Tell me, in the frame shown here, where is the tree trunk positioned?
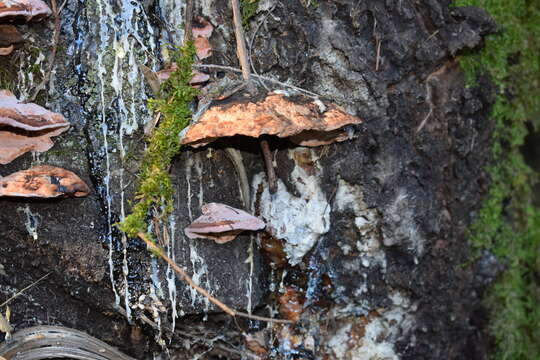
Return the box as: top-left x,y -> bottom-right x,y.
0,0 -> 499,358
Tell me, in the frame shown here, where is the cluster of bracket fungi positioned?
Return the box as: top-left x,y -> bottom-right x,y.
0,0 -> 89,199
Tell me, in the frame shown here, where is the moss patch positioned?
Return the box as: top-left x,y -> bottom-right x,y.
241,0 -> 260,28
453,0 -> 540,358
118,44 -> 197,240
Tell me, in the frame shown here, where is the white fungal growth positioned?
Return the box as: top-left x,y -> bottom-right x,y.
252,148 -> 330,265
383,188 -> 425,257
166,215 -> 178,331
326,291 -> 415,359
334,179 -> 386,269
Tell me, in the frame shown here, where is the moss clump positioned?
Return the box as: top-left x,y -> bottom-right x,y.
453,0 -> 540,358
118,43 -> 197,239
241,0 -> 259,28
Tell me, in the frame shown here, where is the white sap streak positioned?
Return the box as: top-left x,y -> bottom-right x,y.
150,258 -> 163,334
16,49 -> 45,100
183,154 -> 211,310
94,0 -> 161,321
246,236 -> 255,314
185,157 -> 194,221
158,0 -> 186,46
166,215 -> 178,331
193,154 -> 211,312
96,0 -> 120,309
18,205 -> 40,241
194,154 -> 204,209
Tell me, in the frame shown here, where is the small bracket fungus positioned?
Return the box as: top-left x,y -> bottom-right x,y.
0,0 -> 52,22
0,165 -> 90,198
185,202 -> 265,244
0,90 -> 70,164
192,16 -> 213,60
0,24 -> 21,55
180,92 -> 362,148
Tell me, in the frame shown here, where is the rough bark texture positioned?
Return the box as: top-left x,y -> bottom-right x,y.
0,0 -> 499,358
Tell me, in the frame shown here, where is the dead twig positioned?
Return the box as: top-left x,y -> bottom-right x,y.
138,233 -> 291,324
231,0 -> 254,93
193,64 -> 320,98
28,0 -> 61,102
184,0 -> 194,44
230,0 -> 277,193
416,63 -> 449,134
247,3 -> 277,92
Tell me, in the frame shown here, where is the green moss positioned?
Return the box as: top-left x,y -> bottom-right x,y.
117,43 -> 197,240
241,0 -> 259,28
453,0 -> 540,358
0,67 -> 15,93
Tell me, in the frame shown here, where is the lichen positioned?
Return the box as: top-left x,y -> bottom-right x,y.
454,0 -> 540,358
118,43 -> 197,240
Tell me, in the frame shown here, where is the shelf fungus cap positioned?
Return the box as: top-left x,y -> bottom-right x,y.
180,93 -> 362,148
0,165 -> 90,198
185,203 -> 265,244
0,90 -> 70,164
0,0 -> 52,22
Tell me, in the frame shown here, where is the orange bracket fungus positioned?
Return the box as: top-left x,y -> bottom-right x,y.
185,202 -> 265,244
180,93 -> 361,148
0,90 -> 70,164
0,165 -> 90,198
0,0 -> 52,22
180,92 -> 361,148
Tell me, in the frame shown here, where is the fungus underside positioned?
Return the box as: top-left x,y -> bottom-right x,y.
454,0 -> 540,358
118,43 -> 197,240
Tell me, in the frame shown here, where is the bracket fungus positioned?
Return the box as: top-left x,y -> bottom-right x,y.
0,24 -> 22,55
180,92 -> 362,148
0,0 -> 52,22
185,203 -> 265,244
0,90 -> 70,164
0,165 -> 90,198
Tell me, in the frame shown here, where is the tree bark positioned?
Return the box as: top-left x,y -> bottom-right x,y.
0,0 -> 498,358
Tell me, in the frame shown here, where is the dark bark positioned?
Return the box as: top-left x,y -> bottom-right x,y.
0,0 -> 499,358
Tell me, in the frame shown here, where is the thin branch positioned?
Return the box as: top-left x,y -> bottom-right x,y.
259,137 -> 276,193
137,233 -> 292,324
193,64 -> 320,98
0,273 -> 50,307
230,0 -> 278,193
230,0 -> 253,91
248,3 -> 277,92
